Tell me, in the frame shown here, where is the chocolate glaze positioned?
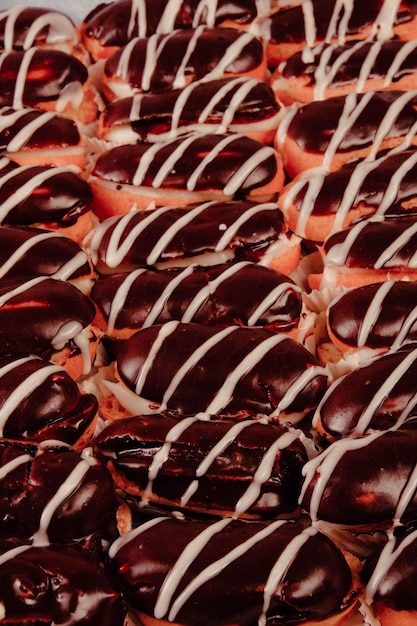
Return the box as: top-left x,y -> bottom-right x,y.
328,280 -> 417,352
104,27 -> 264,94
91,134 -> 278,194
100,77 -> 280,140
361,524 -> 417,611
90,262 -> 302,333
314,346 -> 417,438
0,355 -> 98,445
265,0 -> 415,45
285,148 -> 417,233
108,516 -> 354,624
0,6 -> 76,51
285,91 -> 417,154
82,0 -> 258,47
0,541 -> 126,625
0,225 -> 90,281
95,414 -> 308,517
0,48 -> 88,107
323,216 -> 417,269
0,106 -> 81,151
0,158 -> 92,227
116,322 -> 328,418
0,277 -> 96,361
0,440 -> 119,543
89,201 -> 286,270
300,427 -> 417,526
281,39 -> 417,86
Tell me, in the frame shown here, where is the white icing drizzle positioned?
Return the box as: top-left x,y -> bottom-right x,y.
191,0 -> 219,28
157,0 -> 184,33
0,230 -> 62,279
0,6 -> 76,51
260,525 -> 318,626
325,217 -> 375,266
52,250 -> 89,281
393,462 -> 417,524
181,261 -> 251,323
32,447 -> 97,547
214,202 -> 279,252
0,452 -> 31,481
134,320 -> 180,395
107,268 -> 147,333
204,332 -> 287,415
233,430 -> 300,516
374,219 -> 417,269
356,280 -> 396,347
270,363 -> 327,417
144,415 -> 201,498
5,109 -> 57,152
0,543 -> 31,566
391,303 -> 417,351
370,0 -> 402,41
155,516 -> 233,619
299,430 -> 388,521
2,5 -> 24,52
10,47 -> 37,109
0,274 -> 46,306
354,347 -> 417,435
159,325 -> 238,412
248,279 -> 301,325
173,26 -> 204,90
324,0 -> 354,44
128,0 -> 146,39
0,359 -> 63,436
127,0 -> 222,38
0,164 -> 80,223
223,144 -> 276,197
375,148 -> 417,213
383,39 -> 417,86
186,134 -> 240,192
166,518 -> 287,621
53,322 -> 92,376
142,265 -> 195,328
108,515 -> 168,559
300,0 -> 316,63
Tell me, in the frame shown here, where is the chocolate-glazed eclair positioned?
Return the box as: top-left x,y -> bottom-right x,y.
0,354 -> 98,449
0,106 -> 86,168
279,147 -> 417,243
87,201 -> 299,276
108,515 -> 357,626
0,440 -> 119,545
361,524 -> 417,626
0,157 -> 94,242
277,91 -> 417,178
0,5 -> 79,53
326,280 -> 417,357
0,276 -> 98,379
107,322 -> 328,422
299,426 -> 417,528
88,133 -> 284,218
272,39 -> 417,105
0,225 -> 91,286
310,216 -> 417,290
98,77 -> 283,145
261,0 -> 417,68
94,413 -> 308,518
90,262 -> 302,340
0,47 -> 98,124
101,27 -> 266,102
0,540 -> 127,625
81,0 -> 259,61
313,346 -> 417,439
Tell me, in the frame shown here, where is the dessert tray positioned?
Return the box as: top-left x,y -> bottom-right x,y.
0,1 -> 416,625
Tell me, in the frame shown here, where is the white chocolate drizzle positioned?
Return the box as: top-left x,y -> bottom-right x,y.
0,5 -> 76,51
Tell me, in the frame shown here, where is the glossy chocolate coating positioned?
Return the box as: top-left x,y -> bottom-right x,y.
95,414 -> 308,516
109,516 -> 354,624
0,158 -> 92,227
0,441 -> 119,543
0,106 -> 81,151
104,27 -> 264,93
323,216 -> 417,269
286,91 -> 417,155
0,225 -> 90,281
328,281 -> 417,352
0,6 -> 76,51
300,427 -> 417,526
83,0 -> 257,46
287,148 -> 417,227
316,346 -> 417,437
0,355 -> 97,445
0,277 -> 95,361
116,322 -> 328,417
361,525 -> 417,611
281,39 -> 417,85
0,48 -> 88,107
266,0 -> 414,45
100,77 -> 280,140
91,133 -> 277,194
0,542 -> 126,625
89,201 -> 286,270
91,262 -> 302,333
